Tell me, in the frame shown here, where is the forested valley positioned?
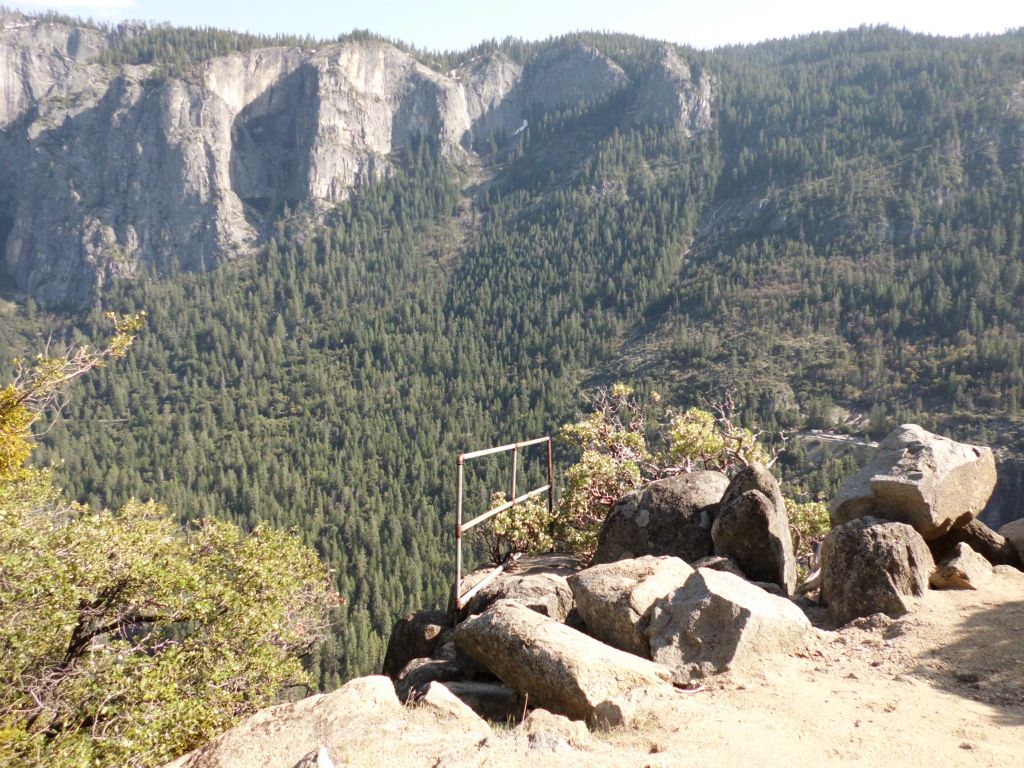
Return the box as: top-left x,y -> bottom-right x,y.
2,23 -> 1023,682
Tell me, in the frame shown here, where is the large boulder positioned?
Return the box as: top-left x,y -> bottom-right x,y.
567,555 -> 694,657
930,518 -> 1023,569
414,682 -> 492,739
643,568 -> 810,683
163,676 -> 400,768
593,471 -> 729,564
821,517 -> 935,625
830,424 -> 996,540
999,517 -> 1024,561
519,708 -> 592,752
453,599 -> 674,726
450,554 -> 580,623
929,542 -> 993,590
382,609 -> 450,678
711,463 -> 797,595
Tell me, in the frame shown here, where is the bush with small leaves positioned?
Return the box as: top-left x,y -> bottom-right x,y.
486,491 -> 555,558
548,385 -> 786,561
0,316 -> 341,768
785,497 -> 831,575
666,407 -> 772,472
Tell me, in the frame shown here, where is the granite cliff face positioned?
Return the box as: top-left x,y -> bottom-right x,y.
0,15 -> 109,128
0,15 -> 715,308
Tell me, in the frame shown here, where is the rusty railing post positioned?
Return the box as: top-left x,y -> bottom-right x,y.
511,444 -> 518,502
455,454 -> 465,622
452,436 -> 552,623
547,437 -> 554,518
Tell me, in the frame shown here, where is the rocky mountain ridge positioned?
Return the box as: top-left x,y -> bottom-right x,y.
0,12 -> 712,308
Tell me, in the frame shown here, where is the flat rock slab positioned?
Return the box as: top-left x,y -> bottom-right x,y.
831,424 -> 996,540
822,517 -> 934,626
453,599 -> 674,726
568,555 -> 694,657
593,471 -> 729,564
644,568 -> 810,683
451,554 -> 581,623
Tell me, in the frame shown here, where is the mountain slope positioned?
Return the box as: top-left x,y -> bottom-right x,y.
1,15 -> 1023,680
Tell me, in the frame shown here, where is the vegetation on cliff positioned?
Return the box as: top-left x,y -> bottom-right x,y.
0,318 -> 339,768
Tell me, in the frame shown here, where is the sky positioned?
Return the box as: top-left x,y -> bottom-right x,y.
4,0 -> 1022,52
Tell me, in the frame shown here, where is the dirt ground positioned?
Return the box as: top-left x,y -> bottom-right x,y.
591,565 -> 1024,768
370,566 -> 1024,768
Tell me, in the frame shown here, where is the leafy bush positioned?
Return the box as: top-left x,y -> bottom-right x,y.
666,407 -> 772,471
480,491 -> 555,560
547,384 -> 787,560
478,385 -> 833,575
0,316 -> 340,768
785,496 -> 831,575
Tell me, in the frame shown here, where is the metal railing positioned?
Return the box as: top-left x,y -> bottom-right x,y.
453,436 -> 553,618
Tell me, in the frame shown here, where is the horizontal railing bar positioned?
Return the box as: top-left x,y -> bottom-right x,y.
461,436 -> 550,461
460,485 -> 552,533
456,553 -> 523,609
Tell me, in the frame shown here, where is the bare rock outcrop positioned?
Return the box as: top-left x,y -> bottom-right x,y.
821,517 -> 934,625
162,675 -> 498,768
998,517 -> 1024,560
382,609 -> 450,678
163,676 -> 402,768
1,19 -> 718,309
455,51 -> 523,146
929,518 -> 1023,569
567,555 -> 694,657
517,42 -> 629,112
712,463 -> 797,595
593,471 -> 728,565
453,598 -> 674,726
830,424 -> 996,540
0,12 -> 109,128
929,542 -> 992,590
629,44 -> 714,132
644,568 -> 810,683
450,554 -> 580,623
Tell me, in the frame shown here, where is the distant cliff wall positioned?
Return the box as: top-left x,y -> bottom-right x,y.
0,16 -> 714,308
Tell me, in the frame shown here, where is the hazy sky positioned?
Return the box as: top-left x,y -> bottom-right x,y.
5,0 -> 1022,51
